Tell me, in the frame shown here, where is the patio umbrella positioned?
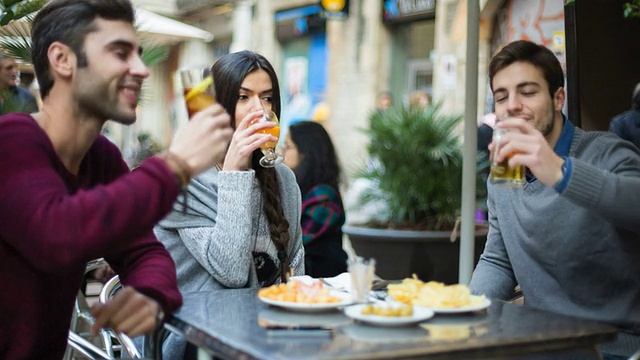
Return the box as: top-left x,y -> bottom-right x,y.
0,7 -> 214,44
459,0 -> 480,285
135,8 -> 214,44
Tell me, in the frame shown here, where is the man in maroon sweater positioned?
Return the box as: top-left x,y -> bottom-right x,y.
0,0 -> 233,358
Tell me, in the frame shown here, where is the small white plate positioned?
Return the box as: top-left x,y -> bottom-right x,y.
414,296 -> 491,314
344,304 -> 434,326
258,291 -> 352,312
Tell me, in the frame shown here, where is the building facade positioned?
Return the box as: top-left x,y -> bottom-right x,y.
127,0 -> 565,182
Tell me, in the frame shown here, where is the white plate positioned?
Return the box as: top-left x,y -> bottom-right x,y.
258,291 -> 352,312
414,296 -> 491,314
344,304 -> 434,326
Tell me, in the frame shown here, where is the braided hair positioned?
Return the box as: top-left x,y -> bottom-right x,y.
212,51 -> 291,282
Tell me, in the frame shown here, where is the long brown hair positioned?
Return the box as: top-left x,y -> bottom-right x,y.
211,51 -> 291,282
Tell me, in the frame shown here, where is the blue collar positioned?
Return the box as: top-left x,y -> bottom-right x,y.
553,116 -> 574,157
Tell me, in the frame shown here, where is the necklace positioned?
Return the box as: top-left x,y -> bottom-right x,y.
215,162 -> 223,171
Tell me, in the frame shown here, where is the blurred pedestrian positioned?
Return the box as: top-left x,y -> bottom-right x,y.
375,90 -> 393,113
0,0 -> 232,358
284,121 -> 348,278
609,82 -> 640,149
477,113 -> 496,153
0,52 -> 38,114
409,89 -> 431,109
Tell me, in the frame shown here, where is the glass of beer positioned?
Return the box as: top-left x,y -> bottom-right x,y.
180,67 -> 215,118
489,118 -> 525,187
255,111 -> 284,168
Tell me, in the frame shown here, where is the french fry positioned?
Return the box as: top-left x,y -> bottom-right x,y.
387,274 -> 485,308
258,280 -> 341,304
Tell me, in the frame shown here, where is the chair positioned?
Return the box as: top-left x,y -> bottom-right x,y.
67,330 -> 111,360
70,258 -> 110,336
99,275 -> 163,359
98,275 -> 144,358
65,261 -> 145,359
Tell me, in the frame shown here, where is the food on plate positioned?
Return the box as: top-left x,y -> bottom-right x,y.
360,303 -> 413,317
258,279 -> 342,303
387,275 -> 486,308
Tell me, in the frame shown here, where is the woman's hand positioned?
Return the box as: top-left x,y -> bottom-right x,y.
221,110 -> 278,171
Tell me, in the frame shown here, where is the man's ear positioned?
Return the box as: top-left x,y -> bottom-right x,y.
553,87 -> 566,112
47,41 -> 76,79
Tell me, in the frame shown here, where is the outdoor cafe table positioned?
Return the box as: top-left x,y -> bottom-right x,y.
164,288 -> 617,360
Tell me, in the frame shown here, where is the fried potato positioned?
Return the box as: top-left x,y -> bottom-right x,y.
360,303 -> 413,317
258,280 -> 342,304
388,274 -> 485,308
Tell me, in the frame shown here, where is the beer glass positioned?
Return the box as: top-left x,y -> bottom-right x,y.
256,111 -> 284,168
180,68 -> 215,118
489,118 -> 525,187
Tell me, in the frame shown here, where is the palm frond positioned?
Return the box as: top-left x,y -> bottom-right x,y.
0,0 -> 36,61
357,102 -> 470,229
13,0 -> 46,19
0,0 -> 41,25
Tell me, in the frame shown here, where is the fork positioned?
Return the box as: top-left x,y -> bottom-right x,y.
319,278 -> 349,293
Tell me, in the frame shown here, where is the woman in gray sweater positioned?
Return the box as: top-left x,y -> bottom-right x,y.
155,50 -> 305,359
156,51 -> 304,291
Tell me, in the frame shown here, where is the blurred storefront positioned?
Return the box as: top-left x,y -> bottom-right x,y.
274,4 -> 328,133
122,0 -> 568,178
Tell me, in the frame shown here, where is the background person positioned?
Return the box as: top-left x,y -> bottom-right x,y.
375,90 -> 393,113
284,121 -> 348,278
0,52 -> 38,114
469,40 -> 640,359
0,0 -> 232,358
609,82 -> 640,149
408,89 -> 431,109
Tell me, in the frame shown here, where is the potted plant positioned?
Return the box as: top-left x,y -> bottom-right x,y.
343,102 -> 488,284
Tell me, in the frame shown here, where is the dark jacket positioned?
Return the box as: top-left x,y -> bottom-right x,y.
0,86 -> 38,114
609,108 -> 640,150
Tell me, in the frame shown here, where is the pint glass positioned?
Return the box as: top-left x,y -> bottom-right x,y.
489,120 -> 525,187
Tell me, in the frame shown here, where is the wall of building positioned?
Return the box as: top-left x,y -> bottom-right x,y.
251,0 -> 387,182
324,0 -> 392,181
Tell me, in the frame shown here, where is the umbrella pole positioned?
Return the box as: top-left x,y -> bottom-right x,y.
459,0 -> 480,285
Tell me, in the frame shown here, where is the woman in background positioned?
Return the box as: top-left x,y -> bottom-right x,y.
284,121 -> 348,277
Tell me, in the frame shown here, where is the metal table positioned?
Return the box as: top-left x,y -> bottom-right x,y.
165,288 -> 617,360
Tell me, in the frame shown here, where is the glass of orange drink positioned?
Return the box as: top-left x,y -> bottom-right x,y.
256,111 -> 284,168
180,67 -> 216,118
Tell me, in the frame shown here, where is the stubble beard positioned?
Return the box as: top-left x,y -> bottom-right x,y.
537,108 -> 556,138
77,84 -> 137,125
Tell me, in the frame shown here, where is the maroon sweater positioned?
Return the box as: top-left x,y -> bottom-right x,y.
0,113 -> 183,359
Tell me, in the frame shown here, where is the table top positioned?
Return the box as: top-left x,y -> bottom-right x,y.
166,288 -> 617,360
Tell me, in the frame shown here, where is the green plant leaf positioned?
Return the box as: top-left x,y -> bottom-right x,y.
357,102 -> 468,229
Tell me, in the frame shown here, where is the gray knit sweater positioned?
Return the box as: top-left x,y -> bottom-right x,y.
470,127 -> 640,355
155,164 -> 304,292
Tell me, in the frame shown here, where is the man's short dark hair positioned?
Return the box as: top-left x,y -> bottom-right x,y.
31,0 -> 136,99
489,40 -> 565,98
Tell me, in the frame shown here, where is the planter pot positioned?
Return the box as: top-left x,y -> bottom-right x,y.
343,225 -> 489,284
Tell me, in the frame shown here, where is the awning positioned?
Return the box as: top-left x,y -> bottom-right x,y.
0,8 -> 213,44
135,8 -> 214,44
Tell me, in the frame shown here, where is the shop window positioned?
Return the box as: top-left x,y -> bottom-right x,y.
408,59 -> 432,96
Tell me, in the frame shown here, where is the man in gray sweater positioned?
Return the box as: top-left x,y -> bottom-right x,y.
469,40 -> 640,359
